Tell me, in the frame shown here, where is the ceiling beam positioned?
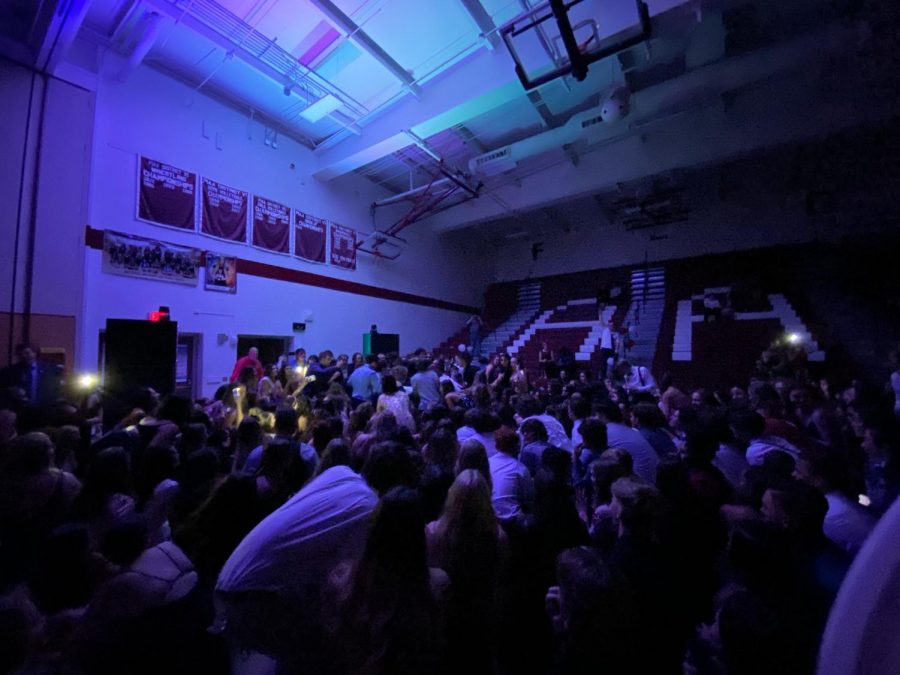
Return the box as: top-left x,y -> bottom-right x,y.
313,46 -> 525,180
308,0 -> 422,98
459,0 -> 501,50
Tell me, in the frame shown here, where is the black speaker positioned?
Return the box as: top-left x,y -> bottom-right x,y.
104,319 -> 177,397
363,332 -> 399,355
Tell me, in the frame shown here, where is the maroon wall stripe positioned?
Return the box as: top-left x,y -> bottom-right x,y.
84,226 -> 477,314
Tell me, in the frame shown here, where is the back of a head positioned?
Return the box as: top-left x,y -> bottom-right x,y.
520,418 -> 549,443
181,423 -> 208,453
317,438 -> 352,475
590,449 -> 634,503
541,445 -> 572,485
442,469 -> 495,536
390,364 -> 408,383
362,486 -> 428,584
425,427 -> 458,468
101,513 -> 149,566
516,396 -> 543,419
569,393 -> 591,420
274,407 -> 299,436
132,387 -> 160,416
494,427 -> 521,457
632,402 -> 665,429
805,451 -> 850,494
362,440 -> 418,495
766,480 -> 827,540
730,409 -> 766,439
469,408 -> 500,434
579,418 -> 608,451
237,416 -> 262,447
611,477 -> 666,543
260,437 -> 292,474
596,400 -> 624,425
311,416 -> 341,455
555,547 -> 637,666
381,374 -> 399,395
183,448 -> 218,485
457,439 -> 491,487
6,432 -> 53,475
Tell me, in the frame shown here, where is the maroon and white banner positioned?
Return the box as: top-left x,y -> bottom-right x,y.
137,156 -> 196,230
201,177 -> 248,242
252,195 -> 290,254
102,230 -> 200,285
294,211 -> 327,264
330,223 -> 357,270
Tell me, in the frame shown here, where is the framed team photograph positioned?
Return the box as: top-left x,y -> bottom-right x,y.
204,253 -> 238,293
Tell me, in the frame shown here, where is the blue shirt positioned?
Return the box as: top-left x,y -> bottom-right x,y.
347,364 -> 380,399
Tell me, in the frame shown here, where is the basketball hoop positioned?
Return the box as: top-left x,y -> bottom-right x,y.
499,0 -> 652,90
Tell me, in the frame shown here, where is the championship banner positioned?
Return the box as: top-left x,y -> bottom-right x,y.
204,253 -> 238,293
201,177 -> 248,243
330,222 -> 357,270
137,156 -> 196,230
102,230 -> 200,286
294,211 -> 327,264
252,195 -> 291,254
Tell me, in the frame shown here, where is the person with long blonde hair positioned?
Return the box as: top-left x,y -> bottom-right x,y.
425,469 -> 507,674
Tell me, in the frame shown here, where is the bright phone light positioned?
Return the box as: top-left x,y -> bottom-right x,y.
78,374 -> 98,389
786,333 -> 802,345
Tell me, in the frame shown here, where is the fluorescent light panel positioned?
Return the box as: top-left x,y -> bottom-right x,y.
300,94 -> 342,122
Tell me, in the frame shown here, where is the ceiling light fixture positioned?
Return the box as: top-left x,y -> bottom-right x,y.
300,94 -> 342,122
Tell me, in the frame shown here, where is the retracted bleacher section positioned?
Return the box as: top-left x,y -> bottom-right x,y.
433,237 -> 898,388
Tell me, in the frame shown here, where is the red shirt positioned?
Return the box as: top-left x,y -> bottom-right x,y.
231,356 -> 264,383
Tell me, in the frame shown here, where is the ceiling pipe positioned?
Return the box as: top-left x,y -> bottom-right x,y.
142,0 -> 369,118
468,20 -> 866,176
372,177 -> 454,207
308,0 -> 423,98
118,11 -> 162,82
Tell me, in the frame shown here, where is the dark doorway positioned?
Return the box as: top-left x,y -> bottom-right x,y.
175,333 -> 200,400
237,335 -> 291,371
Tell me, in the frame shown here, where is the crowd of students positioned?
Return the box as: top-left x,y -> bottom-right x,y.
1,339 -> 899,674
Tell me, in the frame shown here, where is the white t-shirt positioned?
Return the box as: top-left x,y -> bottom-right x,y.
457,426 -> 498,457
745,435 -> 801,465
217,466 -> 377,595
570,418 -> 585,449
522,413 -> 572,453
600,328 -> 613,350
489,453 -> 534,523
605,422 -> 659,483
624,366 -> 656,393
